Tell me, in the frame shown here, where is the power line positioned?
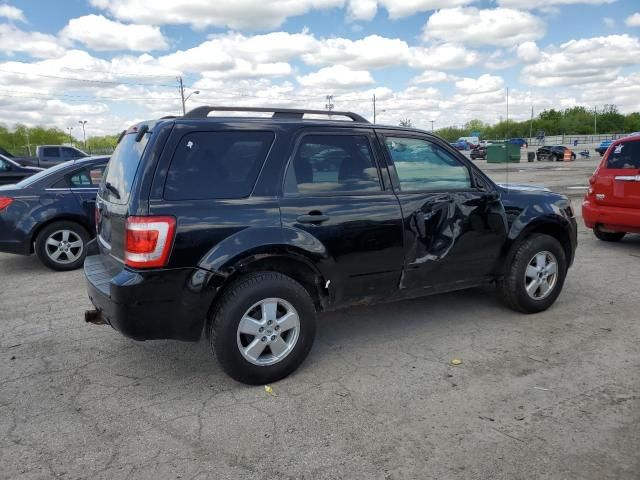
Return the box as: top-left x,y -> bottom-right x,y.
0,68 -> 176,88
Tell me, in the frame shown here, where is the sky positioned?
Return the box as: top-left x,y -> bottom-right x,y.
0,0 -> 639,139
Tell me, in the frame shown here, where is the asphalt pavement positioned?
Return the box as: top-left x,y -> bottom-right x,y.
1,160 -> 639,480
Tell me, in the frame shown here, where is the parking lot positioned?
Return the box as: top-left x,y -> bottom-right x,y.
1,158 -> 639,480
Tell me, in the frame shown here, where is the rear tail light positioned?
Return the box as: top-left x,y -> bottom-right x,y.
124,216 -> 176,268
0,197 -> 13,211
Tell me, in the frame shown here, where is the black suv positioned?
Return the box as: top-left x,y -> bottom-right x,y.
85,107 -> 577,384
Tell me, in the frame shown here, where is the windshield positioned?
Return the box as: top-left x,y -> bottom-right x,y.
15,160 -> 76,188
101,131 -> 150,204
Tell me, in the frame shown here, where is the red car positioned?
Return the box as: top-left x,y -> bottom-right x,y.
583,135 -> 640,241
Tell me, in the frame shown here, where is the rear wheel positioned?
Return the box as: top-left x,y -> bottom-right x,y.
498,234 -> 567,313
552,154 -> 560,162
34,221 -> 89,271
593,227 -> 625,242
209,271 -> 317,384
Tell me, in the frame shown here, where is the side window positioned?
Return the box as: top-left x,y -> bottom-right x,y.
284,135 -> 381,195
68,166 -> 105,188
607,142 -> 640,169
62,147 -> 80,158
384,137 -> 471,191
0,158 -> 8,171
164,131 -> 274,200
42,147 -> 60,158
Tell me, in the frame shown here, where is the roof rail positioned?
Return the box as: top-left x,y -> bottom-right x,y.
183,106 -> 370,123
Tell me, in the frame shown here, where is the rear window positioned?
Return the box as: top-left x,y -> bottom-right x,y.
42,147 -> 60,157
164,131 -> 274,200
606,141 -> 640,169
102,132 -> 149,204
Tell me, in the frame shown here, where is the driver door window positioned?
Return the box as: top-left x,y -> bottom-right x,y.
385,137 -> 471,191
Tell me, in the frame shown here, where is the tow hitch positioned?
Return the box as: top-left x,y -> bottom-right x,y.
85,309 -> 107,325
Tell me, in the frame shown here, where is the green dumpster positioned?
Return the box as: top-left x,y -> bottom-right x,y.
486,143 -> 521,163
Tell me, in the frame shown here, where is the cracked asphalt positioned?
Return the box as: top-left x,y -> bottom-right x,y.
1,161 -> 639,479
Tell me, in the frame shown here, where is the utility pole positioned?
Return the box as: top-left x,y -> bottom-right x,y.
505,87 -> 509,140
25,129 -> 31,156
178,76 -> 186,115
67,127 -> 73,145
78,120 -> 87,149
372,94 -> 376,124
594,106 -> 597,135
529,105 -> 534,144
325,95 -> 334,112
430,120 -> 435,132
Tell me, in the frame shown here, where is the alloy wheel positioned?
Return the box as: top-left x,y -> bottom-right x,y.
524,250 -> 558,300
236,298 -> 301,366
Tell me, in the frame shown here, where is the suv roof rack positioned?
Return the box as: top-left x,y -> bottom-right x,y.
183,106 -> 370,123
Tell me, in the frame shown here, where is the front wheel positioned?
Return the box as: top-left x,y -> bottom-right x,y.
209,271 -> 317,384
594,227 -> 625,242
498,234 -> 567,313
34,221 -> 89,271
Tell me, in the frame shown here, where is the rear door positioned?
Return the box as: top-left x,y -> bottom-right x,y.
68,163 -> 107,229
279,129 -> 404,305
378,131 -> 507,292
594,139 -> 640,208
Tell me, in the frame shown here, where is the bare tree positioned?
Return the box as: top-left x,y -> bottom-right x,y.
399,118 -> 413,128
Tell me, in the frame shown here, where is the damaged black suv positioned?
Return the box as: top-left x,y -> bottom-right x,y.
85,107 -> 577,384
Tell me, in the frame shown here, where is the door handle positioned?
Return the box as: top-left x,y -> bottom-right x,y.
297,213 -> 330,224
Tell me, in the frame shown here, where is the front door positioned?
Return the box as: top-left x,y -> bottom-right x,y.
378,132 -> 507,293
279,130 -> 404,306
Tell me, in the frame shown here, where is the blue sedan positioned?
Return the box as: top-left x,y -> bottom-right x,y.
0,156 -> 109,270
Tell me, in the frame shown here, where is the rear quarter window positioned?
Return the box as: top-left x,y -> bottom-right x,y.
606,141 -> 640,169
163,131 -> 274,200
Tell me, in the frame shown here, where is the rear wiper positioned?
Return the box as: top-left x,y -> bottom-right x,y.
104,181 -> 121,199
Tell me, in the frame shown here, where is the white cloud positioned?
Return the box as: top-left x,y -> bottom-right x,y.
0,4 -> 25,22
521,35 -> 640,87
378,0 -> 473,19
90,0 -> 343,29
347,0 -> 377,21
603,17 -> 615,28
423,7 -> 545,47
410,70 -> 459,84
409,43 -> 481,70
498,0 -> 615,9
0,23 -> 65,58
297,65 -> 375,89
517,41 -> 540,63
455,74 -> 504,94
626,13 -> 640,27
156,31 -> 317,74
60,15 -> 168,52
302,35 -> 409,69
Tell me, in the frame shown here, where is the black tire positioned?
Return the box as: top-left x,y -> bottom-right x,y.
552,154 -> 560,162
34,220 -> 90,271
209,271 -> 317,385
593,227 -> 625,242
497,234 -> 567,314
571,153 -> 576,160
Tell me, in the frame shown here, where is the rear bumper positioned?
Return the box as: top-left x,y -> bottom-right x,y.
84,252 -> 215,341
582,200 -> 640,232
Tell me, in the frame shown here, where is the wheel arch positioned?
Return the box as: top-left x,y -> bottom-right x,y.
203,251 -> 329,339
498,219 -> 574,276
29,215 -> 93,253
